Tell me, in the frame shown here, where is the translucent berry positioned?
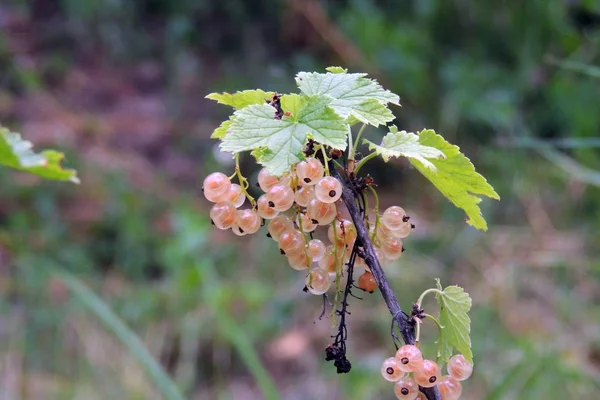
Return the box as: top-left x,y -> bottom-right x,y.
393,376 -> 419,400
267,184 -> 295,212
209,202 -> 237,230
267,216 -> 293,241
438,376 -> 462,400
374,246 -> 390,266
376,222 -> 404,240
382,206 -> 408,231
314,176 -> 342,203
413,359 -> 441,388
306,198 -> 337,225
294,185 -> 315,207
278,229 -> 305,254
305,268 -> 331,295
318,249 -> 343,274
287,250 -> 311,271
296,158 -> 324,186
395,345 -> 423,372
447,354 -> 473,381
296,213 -> 317,233
357,271 -> 377,293
307,239 -> 326,262
414,395 -> 426,400
235,209 -> 261,234
394,221 -> 413,238
327,219 -> 357,247
257,194 -> 278,219
381,357 -> 405,382
231,224 -> 247,236
221,183 -> 246,208
203,172 -> 231,202
278,172 -> 292,187
258,168 -> 279,192
380,236 -> 404,260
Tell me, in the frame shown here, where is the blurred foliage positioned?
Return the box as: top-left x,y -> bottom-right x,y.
1,0 -> 600,399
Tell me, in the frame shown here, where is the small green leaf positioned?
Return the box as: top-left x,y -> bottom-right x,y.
325,66 -> 348,74
435,279 -> 473,364
206,89 -> 274,109
211,118 -> 233,139
0,127 -> 79,183
280,93 -> 307,118
221,95 -> 347,176
409,129 -> 499,230
295,71 -> 399,126
363,126 -> 445,170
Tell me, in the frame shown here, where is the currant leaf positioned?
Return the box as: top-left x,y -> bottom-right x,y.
363,126 -> 445,170
435,279 -> 473,364
0,126 -> 79,183
211,118 -> 233,139
295,70 -> 399,126
221,95 -> 347,176
409,129 -> 499,231
280,93 -> 307,117
206,89 -> 274,109
325,66 -> 348,74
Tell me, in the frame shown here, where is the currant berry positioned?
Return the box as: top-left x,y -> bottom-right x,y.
287,250 -> 311,271
209,202 -> 237,230
222,183 -> 246,208
294,185 -> 315,207
447,354 -> 473,381
231,224 -> 247,236
306,198 -> 337,225
374,246 -> 390,266
380,236 -> 404,260
278,229 -> 305,254
376,222 -> 404,240
357,271 -> 377,293
393,376 -> 419,400
305,268 -> 331,295
235,209 -> 261,234
314,176 -> 342,203
395,345 -> 423,372
203,172 -> 231,202
267,184 -> 295,212
257,194 -> 278,219
307,239 -> 326,262
437,376 -> 462,400
258,168 -> 279,192
317,250 -> 343,274
382,206 -> 408,231
296,158 -> 324,185
267,216 -> 293,241
296,213 -> 317,233
413,359 -> 441,388
278,172 -> 292,187
381,357 -> 405,382
327,219 -> 357,247
394,221 -> 413,238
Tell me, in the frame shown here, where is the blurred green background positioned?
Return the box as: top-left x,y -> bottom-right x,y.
1,0 -> 600,399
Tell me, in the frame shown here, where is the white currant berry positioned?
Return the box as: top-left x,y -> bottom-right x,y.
412,359 -> 441,388
393,376 -> 419,400
278,229 -> 305,254
438,376 -> 462,400
223,183 -> 246,208
287,250 -> 311,271
231,224 -> 247,236
306,198 -> 337,225
267,216 -> 293,241
257,194 -> 278,219
314,176 -> 342,203
294,185 -> 315,207
382,206 -> 409,231
381,357 -> 405,382
235,209 -> 261,234
395,345 -> 423,372
257,168 -> 279,192
447,354 -> 473,381
307,239 -> 326,262
296,158 -> 324,186
327,219 -> 357,247
305,268 -> 331,295
203,172 -> 231,202
317,249 -> 343,274
267,184 -> 295,212
209,202 -> 237,230
380,236 -> 404,260
357,271 -> 377,293
296,213 -> 317,233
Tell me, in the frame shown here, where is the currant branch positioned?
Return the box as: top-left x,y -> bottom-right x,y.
329,161 -> 442,400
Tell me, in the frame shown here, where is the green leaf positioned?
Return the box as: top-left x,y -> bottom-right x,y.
206,89 -> 274,109
435,279 -> 473,364
211,118 -> 233,139
325,66 -> 348,74
221,95 -> 347,176
409,129 -> 499,230
280,93 -> 307,117
363,126 -> 445,170
295,71 -> 399,126
0,126 -> 79,183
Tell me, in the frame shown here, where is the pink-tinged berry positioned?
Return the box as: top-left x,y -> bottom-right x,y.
447,354 -> 473,381
235,209 -> 261,234
287,250 -> 311,271
307,239 -> 326,262
257,168 -> 279,192
393,376 -> 419,400
278,229 -> 305,254
380,236 -> 404,260
314,176 -> 342,203
381,357 -> 405,382
267,216 -> 293,241
327,219 -> 357,247
257,194 -> 278,219
412,359 -> 441,388
305,268 -> 331,295
209,202 -> 237,230
382,206 -> 408,230
437,375 -> 462,400
395,345 -> 423,372
223,183 -> 246,208
306,198 -> 337,225
203,172 -> 231,202
267,184 -> 295,212
357,271 -> 377,293
296,158 -> 324,186
294,185 -> 315,207
296,213 -> 317,233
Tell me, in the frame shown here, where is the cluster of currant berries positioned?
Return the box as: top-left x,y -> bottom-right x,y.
202,157 -> 413,295
381,345 -> 473,400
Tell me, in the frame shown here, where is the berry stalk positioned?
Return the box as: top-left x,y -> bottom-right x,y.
329,161 -> 442,400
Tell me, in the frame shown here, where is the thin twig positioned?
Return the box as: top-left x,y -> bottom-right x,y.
329,161 -> 442,400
